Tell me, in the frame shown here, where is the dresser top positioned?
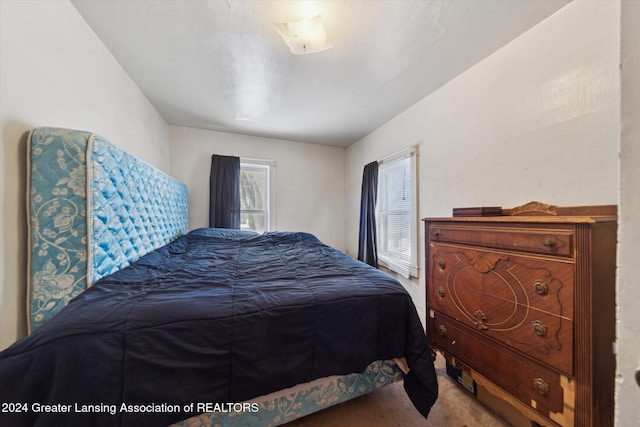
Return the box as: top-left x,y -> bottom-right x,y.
424,202 -> 617,224
423,215 -> 617,224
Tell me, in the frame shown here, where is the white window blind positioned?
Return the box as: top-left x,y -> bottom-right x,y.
376,148 -> 418,278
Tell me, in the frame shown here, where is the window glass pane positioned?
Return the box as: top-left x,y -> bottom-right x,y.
381,213 -> 411,256
380,158 -> 411,212
240,162 -> 271,233
240,168 -> 266,210
241,212 -> 266,233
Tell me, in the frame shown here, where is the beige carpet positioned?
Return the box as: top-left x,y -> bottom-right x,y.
287,354 -> 511,427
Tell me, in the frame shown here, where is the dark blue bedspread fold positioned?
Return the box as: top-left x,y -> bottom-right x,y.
1,229 -> 437,426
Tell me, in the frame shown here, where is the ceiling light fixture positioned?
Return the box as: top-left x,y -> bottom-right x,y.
273,15 -> 332,55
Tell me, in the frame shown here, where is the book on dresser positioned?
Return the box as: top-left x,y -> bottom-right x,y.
423,201 -> 617,427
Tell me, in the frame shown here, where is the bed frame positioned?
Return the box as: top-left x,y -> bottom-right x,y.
26,127 -> 402,426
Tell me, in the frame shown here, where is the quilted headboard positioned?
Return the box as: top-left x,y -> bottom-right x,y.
27,127 -> 188,332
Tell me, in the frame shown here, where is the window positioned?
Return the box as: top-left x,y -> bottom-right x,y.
240,160 -> 275,233
376,148 -> 418,278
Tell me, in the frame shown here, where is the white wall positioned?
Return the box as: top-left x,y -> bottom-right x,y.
345,0 -> 620,323
169,126 -> 345,251
0,0 -> 170,349
617,1 -> 640,425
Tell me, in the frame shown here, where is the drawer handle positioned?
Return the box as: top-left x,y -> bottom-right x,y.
438,259 -> 446,269
432,230 -> 441,238
542,238 -> 557,248
438,325 -> 447,337
532,280 -> 548,296
532,320 -> 547,337
438,286 -> 446,297
533,378 -> 549,396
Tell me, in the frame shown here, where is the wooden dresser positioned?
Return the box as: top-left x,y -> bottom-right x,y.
423,202 -> 617,427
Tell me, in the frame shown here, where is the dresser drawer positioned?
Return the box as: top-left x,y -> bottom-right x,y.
428,243 -> 574,320
429,311 -> 566,416
428,223 -> 574,257
431,295 -> 573,374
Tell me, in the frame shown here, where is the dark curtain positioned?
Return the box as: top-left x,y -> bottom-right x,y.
209,154 -> 241,229
357,161 -> 379,268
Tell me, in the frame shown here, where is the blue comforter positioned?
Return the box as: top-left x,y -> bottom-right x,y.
1,229 -> 437,426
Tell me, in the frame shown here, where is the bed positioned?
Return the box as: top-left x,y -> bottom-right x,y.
0,127 -> 438,426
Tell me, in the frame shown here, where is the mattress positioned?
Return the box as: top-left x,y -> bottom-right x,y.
27,127 -> 189,331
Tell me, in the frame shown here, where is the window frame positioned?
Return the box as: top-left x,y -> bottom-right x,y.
375,147 -> 418,278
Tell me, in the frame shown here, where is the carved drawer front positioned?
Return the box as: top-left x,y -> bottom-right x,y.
428,224 -> 574,257
429,244 -> 574,320
430,312 -> 566,417
428,244 -> 574,374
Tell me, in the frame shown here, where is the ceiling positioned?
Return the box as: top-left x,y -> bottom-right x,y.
71,0 -> 571,147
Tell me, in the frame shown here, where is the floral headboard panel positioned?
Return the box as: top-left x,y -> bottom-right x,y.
27,127 -> 188,332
